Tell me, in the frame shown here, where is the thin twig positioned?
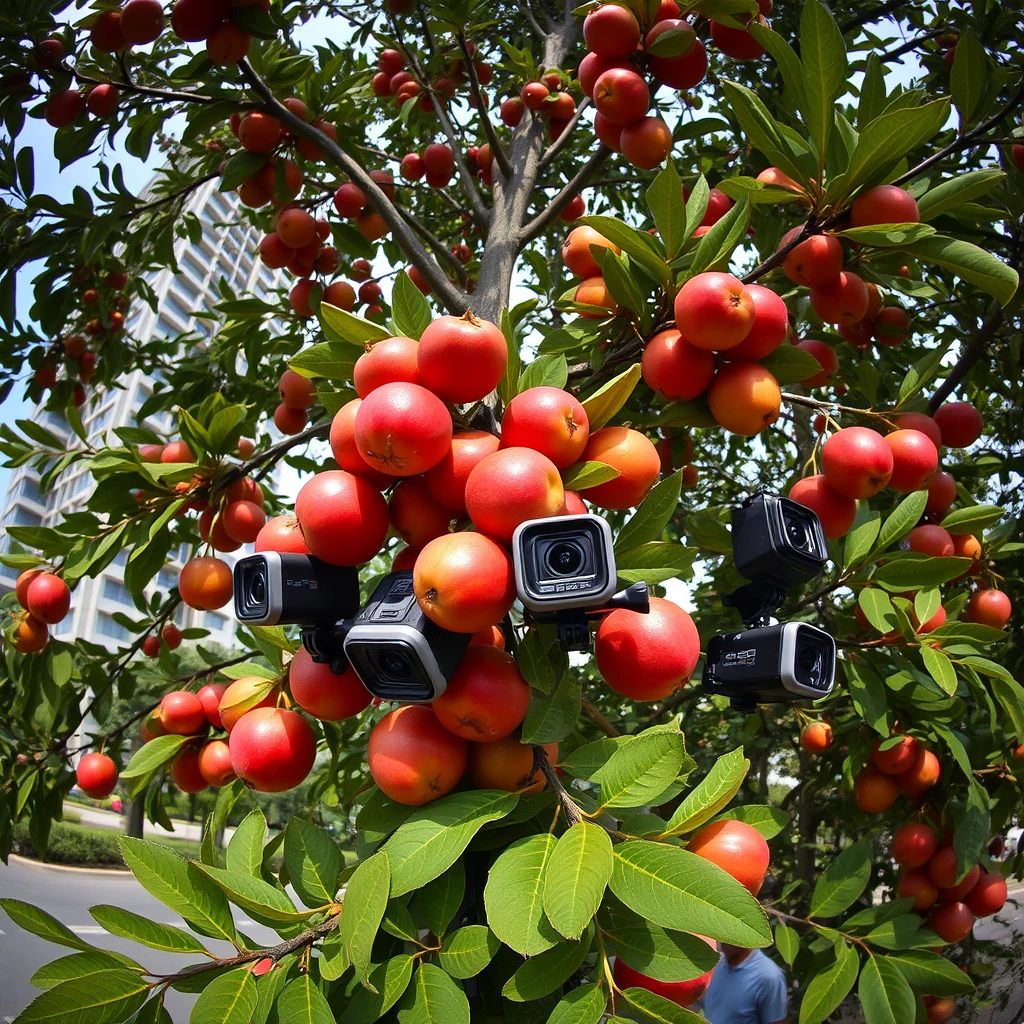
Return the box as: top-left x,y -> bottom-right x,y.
539,97 -> 592,169
532,744 -> 583,826
522,146 -> 612,238
581,699 -> 621,738
457,32 -> 512,178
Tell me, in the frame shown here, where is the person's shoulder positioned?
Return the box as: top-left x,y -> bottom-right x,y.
752,950 -> 787,983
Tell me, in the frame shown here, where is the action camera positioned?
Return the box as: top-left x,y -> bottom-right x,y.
702,622 -> 836,710
512,513 -> 616,612
343,572 -> 471,702
233,552 -> 361,627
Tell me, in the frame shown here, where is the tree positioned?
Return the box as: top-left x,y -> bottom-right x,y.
0,0 -> 1022,1020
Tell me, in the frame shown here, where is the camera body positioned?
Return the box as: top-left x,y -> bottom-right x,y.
702,622 -> 836,709
512,513 -> 616,613
732,492 -> 828,590
343,571 -> 471,702
233,552 -> 361,627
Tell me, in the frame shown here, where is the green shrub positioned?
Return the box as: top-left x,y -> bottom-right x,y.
13,819 -> 125,868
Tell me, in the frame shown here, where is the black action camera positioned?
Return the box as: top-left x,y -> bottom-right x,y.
233,552 -> 361,627
343,572 -> 471,702
702,622 -> 836,710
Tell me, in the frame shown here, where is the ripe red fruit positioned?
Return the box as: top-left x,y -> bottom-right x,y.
333,182 -> 368,219
810,271 -> 870,325
576,427 -> 660,509
207,22 -> 251,64
966,870 -> 1008,917
966,588 -> 1011,629
500,97 -> 525,127
431,646 -> 530,742
414,531 -> 517,633
379,48 -> 404,76
196,683 -> 228,728
578,54 -> 631,98
289,279 -> 315,318
927,901 -> 974,944
400,152 -> 425,181
354,382 -> 452,477
91,10 -> 126,51
796,339 -> 839,388
170,749 -> 208,793
389,477 -> 454,549
613,954 -> 714,1008
467,733 -> 556,792
687,819 -> 770,895
276,208 -> 317,250
229,707 -> 317,792
238,112 -> 282,154
121,0 -> 165,44
142,635 -> 162,658
218,677 -> 277,733
34,38 -> 64,67
939,865 -> 980,902
892,412 -> 942,449
821,427 -> 893,499
423,143 -> 455,178
674,272 -> 755,351
871,735 -> 920,775
562,225 -> 621,279
45,90 -> 85,128
294,470 -> 389,566
15,569 -> 43,609
651,34 -> 708,89
289,646 -> 371,721
933,401 -> 983,448
788,475 -> 856,540
499,387 -> 590,469
720,285 -> 788,362
620,116 -> 673,169
560,194 -> 586,222
800,722 -> 833,753
465,447 -> 566,543
255,515 -> 311,555
25,574 -> 70,624
873,306 -> 910,346
425,431 -> 501,514
891,822 -> 938,868
898,747 -> 941,799
898,867 -> 939,911
197,740 -> 236,787
258,232 -> 294,269
351,258 -> 372,281
593,68 -> 650,126
907,524 -> 954,557
709,16 -> 768,60
13,616 -> 49,654
171,0 -> 228,41
707,363 -> 782,436
279,368 -> 315,410
367,705 -> 467,805
583,4 -> 641,57
353,336 -> 420,398
86,84 -> 119,117
854,769 -> 899,813
179,556 -> 233,610
851,185 -> 920,227
76,753 -> 119,799
417,312 -> 507,404
781,231 -> 844,288
326,400 -> 392,489
883,429 -> 939,492
159,691 -> 206,735
274,404 -> 307,435
925,471 -> 957,517
595,597 -> 699,701
222,500 -> 266,544
642,329 -> 715,401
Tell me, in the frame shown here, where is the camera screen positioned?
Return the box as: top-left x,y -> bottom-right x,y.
518,517 -> 611,603
346,639 -> 435,702
236,557 -> 270,621
793,627 -> 835,690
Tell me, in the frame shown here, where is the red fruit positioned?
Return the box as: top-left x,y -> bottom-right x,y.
708,363 -> 782,437
892,412 -> 942,450
651,35 -> 708,89
425,430 -> 501,514
238,112 -> 282,154
25,574 -> 70,624
687,819 -> 770,895
613,955 -> 714,1008
391,546 -> 419,571
159,691 -> 206,735
966,589 -> 1011,629
276,208 -> 317,250
274,404 -> 307,435
595,597 -> 699,701
358,281 -> 381,305
499,387 -> 590,469
218,677 -> 277,733
322,281 -> 356,311
294,470 -> 389,566
197,740 -> 236,787
45,90 -> 85,128
414,531 -> 517,633
851,185 -> 920,227
927,901 -> 974,944
796,339 -> 839,388
76,753 -> 119,799
641,329 -> 715,401
431,646 -> 530,742
562,226 -> 621,279
289,646 -> 371,721
465,448 -> 565,544
884,429 -> 939,492
258,232 -> 294,269
86,84 -> 119,117
121,0 -> 165,45
966,871 -> 1008,917
898,748 -> 941,799
254,515 -> 311,555
788,475 -> 856,540
90,11 -> 126,52
353,336 -> 420,398
196,683 -> 228,728
333,183 -> 368,219
674,272 -> 755,351
593,111 -> 624,151
871,735 -> 920,774
925,471 -> 957,517
13,616 -> 48,654
34,39 -> 63,67
179,556 -> 233,611
15,569 -> 43,609
854,769 -> 899,813
423,143 -> 454,178
800,722 -> 833,753
821,427 -> 893,499
933,401 -> 983,448
593,68 -> 650,126
229,708 -> 317,792
907,525 -> 954,557
379,48 -> 404,76
620,117 -> 673,169
142,635 -> 162,658
278,368 -> 315,409
470,625 -> 505,649
577,54 -> 631,98
468,733 -> 556,792
781,231 -> 844,288
170,749 -> 208,794
891,822 -> 938,869
583,4 -> 641,57
576,427 -> 660,510
560,194 -> 586,222
221,500 -> 266,544
709,16 -> 768,60
354,382 -> 452,478
351,258 -> 372,281
547,92 -> 576,120
389,477 -> 454,549
810,271 -> 870,326
644,18 -> 695,59
326,400 -> 391,489
898,867 -> 939,911
417,312 -> 507,404
873,306 -> 910,346
207,22 -> 251,64
720,285 -> 788,362
939,865 -> 980,902
171,0 -> 228,41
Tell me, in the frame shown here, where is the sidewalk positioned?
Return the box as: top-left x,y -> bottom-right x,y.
63,802 -> 236,844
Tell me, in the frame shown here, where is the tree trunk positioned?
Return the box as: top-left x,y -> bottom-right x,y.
124,796 -> 145,839
795,749 -> 817,888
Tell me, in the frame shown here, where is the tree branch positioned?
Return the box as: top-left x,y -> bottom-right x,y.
538,98 -> 592,170
457,33 -> 513,179
397,207 -> 470,288
581,699 -> 621,737
522,145 -> 612,239
532,744 -> 583,826
838,0 -> 905,35
928,300 -> 1003,410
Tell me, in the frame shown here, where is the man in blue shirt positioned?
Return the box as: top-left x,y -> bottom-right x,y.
699,943 -> 789,1024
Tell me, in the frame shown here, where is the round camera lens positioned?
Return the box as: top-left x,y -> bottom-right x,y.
381,649 -> 414,680
798,645 -> 821,681
545,541 -> 584,577
247,571 -> 266,605
786,519 -> 808,549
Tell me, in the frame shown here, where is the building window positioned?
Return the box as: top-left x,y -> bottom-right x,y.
162,294 -> 192,323
18,477 -> 43,503
205,611 -> 228,632
96,612 -> 132,642
157,568 -> 177,592
101,577 -> 131,605
3,507 -> 42,528
156,315 -> 182,338
111,549 -> 129,567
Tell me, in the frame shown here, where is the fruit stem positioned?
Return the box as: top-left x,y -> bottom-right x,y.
531,744 -> 583,826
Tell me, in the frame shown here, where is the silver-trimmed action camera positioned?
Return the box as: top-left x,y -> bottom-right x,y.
512,513 -> 616,612
702,622 -> 836,710
343,571 -> 471,702
233,552 -> 361,627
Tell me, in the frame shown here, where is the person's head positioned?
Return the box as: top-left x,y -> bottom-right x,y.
720,943 -> 754,966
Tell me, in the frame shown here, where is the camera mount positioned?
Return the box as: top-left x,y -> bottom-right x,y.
540,581 -> 652,651
723,581 -> 788,629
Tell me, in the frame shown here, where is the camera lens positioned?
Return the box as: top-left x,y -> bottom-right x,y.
798,644 -> 820,678
785,517 -> 809,550
380,648 -> 414,680
247,568 -> 266,607
544,541 -> 584,577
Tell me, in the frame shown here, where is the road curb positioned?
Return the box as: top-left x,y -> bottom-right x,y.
6,853 -> 129,876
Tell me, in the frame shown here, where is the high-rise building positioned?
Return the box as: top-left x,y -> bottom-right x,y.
0,178 -> 284,651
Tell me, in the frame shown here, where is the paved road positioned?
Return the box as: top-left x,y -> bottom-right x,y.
0,856 -> 278,1022
64,802 -> 236,844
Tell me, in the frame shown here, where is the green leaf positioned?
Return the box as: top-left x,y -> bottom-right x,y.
758,345 -> 823,385
561,460 -> 621,490
689,196 -> 750,277
844,661 -> 890,736
610,840 -> 771,947
319,930 -> 349,982
578,216 -> 671,285
594,728 -> 687,811
858,955 -> 915,1024
615,471 -> 682,551
939,504 -> 1003,534
318,303 -> 391,346
580,363 -> 642,430
800,0 -> 847,162
810,841 -> 872,918
953,780 -> 990,881
437,925 -> 501,979
661,747 -> 749,837
719,80 -> 808,183
516,626 -> 567,695
14,970 -> 150,1024
683,176 -> 710,239
382,900 -> 418,943
775,923 -> 799,965
194,865 -> 313,925
713,804 -> 790,840
1,900 -> 97,953
390,273 -> 431,340
417,862 -> 465,939
873,554 -> 972,591
920,646 -> 958,696
499,309 -> 523,407
226,809 -> 267,877
273,975 -> 334,1024
342,851 -> 390,982
858,52 -> 887,127
503,927 -> 594,1001
886,949 -> 976,996
647,162 -> 687,258
395,963 -> 469,1024
340,956 -> 414,1024
874,491 -> 928,553
119,733 -> 189,779
384,790 -> 519,897
284,819 -> 341,909
798,942 -> 860,1024
30,951 -> 136,991
189,967 -> 258,1023
544,983 -> 606,1024
837,223 -> 936,247
542,823 -> 613,940
484,833 -> 563,955
521,671 -> 581,744
88,906 -> 208,955
613,541 -> 696,586
896,234 -> 1018,306
519,353 -> 569,393
118,840 -> 236,944
844,508 -> 880,570
918,169 -> 1006,221
620,986 -> 704,1023
950,28 -> 987,124
289,342 -> 356,382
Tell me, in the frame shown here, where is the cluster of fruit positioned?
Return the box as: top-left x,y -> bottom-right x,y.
855,735 -> 942,812
398,142 -> 457,189
10,569 -> 71,654
275,367 -> 317,435
330,171 -> 394,245
141,622 -> 183,659
369,43 -> 494,118
501,74 -> 577,143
